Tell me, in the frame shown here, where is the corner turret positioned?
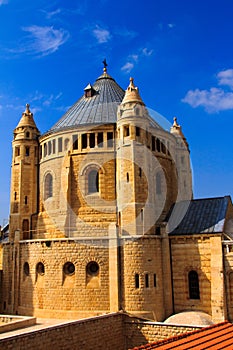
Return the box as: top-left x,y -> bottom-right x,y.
9,104 -> 40,241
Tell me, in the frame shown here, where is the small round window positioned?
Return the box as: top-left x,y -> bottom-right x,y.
86,261 -> 99,276
24,262 -> 30,276
36,262 -> 45,275
63,262 -> 75,276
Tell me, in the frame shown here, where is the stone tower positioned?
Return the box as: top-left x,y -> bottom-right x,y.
9,104 -> 40,241
116,78 -> 177,320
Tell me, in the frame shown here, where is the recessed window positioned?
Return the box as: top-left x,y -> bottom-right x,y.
63,262 -> 75,276
153,274 -> 156,287
135,274 -> 139,288
107,132 -> 113,148
52,139 -> 56,153
25,146 -> 30,156
86,261 -> 99,276
44,143 -> 47,157
24,262 -> 30,276
90,133 -> 95,148
73,135 -> 78,150
24,196 -> 28,205
64,138 -> 70,151
145,273 -> 149,288
82,134 -> 87,149
156,138 -> 161,152
126,172 -> 129,183
97,132 -> 103,147
48,141 -> 52,155
140,209 -> 143,221
36,262 -> 45,276
152,136 -> 156,151
15,146 -> 20,157
22,219 -> 29,239
25,131 -> 30,138
44,173 -> 53,199
136,126 -> 140,137
139,167 -> 142,177
88,170 -> 99,194
58,137 -> 63,152
14,192 -> 17,200
188,270 -> 200,299
124,125 -> 130,137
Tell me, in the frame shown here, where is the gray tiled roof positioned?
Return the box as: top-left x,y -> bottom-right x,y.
167,196 -> 231,235
50,72 -> 125,132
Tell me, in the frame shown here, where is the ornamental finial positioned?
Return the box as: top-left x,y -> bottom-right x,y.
102,58 -> 108,73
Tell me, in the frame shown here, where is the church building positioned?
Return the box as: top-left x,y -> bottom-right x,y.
2,65 -> 233,324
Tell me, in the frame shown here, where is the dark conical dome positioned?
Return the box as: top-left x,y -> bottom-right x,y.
50,69 -> 125,132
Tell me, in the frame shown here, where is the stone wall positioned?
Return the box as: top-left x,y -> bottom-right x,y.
0,313 -> 200,350
125,316 -> 200,349
0,313 -> 125,350
121,236 -> 172,322
1,239 -> 111,317
170,234 -> 226,323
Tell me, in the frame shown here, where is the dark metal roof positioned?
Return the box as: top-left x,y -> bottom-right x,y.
167,196 -> 231,235
50,71 -> 125,132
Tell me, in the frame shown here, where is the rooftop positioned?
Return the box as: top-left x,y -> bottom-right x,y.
49,68 -> 125,132
131,321 -> 233,349
167,196 -> 231,235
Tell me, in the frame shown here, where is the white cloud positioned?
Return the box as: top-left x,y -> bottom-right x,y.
182,68 -> 233,112
121,47 -> 153,74
142,47 -> 153,57
217,69 -> 233,89
9,26 -> 70,57
121,62 -> 134,73
92,26 -> 111,44
182,87 -> 233,112
0,0 -> 8,5
44,9 -> 61,19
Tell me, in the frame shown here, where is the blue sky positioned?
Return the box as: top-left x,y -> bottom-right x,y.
0,0 -> 233,225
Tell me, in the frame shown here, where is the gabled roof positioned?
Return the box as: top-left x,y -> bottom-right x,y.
49,69 -> 125,132
131,321 -> 233,349
167,196 -> 231,235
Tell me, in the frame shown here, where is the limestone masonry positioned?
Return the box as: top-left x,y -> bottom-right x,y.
2,65 -> 233,325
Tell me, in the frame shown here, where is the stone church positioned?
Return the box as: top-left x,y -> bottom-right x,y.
2,65 -> 233,324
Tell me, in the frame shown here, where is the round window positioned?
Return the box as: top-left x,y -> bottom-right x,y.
24,262 -> 30,276
63,262 -> 75,276
86,261 -> 99,276
36,262 -> 45,275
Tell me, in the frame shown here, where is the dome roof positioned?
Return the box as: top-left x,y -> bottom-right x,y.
50,68 -> 125,132
164,311 -> 214,326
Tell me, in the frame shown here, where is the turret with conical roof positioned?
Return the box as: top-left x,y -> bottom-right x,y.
9,104 -> 40,241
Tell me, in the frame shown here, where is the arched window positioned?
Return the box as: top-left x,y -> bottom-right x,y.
156,173 -> 162,195
88,170 -> 99,194
44,173 -> 53,199
86,261 -> 100,288
188,270 -> 200,299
